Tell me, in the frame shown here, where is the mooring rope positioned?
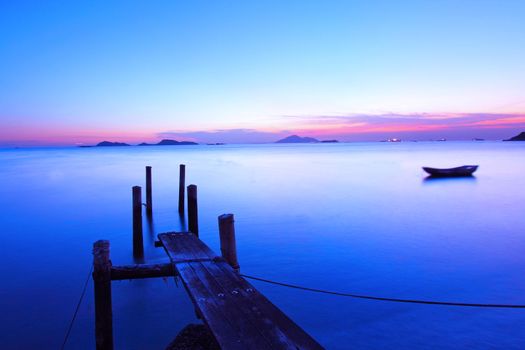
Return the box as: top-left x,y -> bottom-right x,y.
241,274 -> 525,308
61,265 -> 93,350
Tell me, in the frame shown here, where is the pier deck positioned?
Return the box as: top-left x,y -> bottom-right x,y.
158,232 -> 324,350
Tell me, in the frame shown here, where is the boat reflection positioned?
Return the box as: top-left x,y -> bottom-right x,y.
423,175 -> 477,185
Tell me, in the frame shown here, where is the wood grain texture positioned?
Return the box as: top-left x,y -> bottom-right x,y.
158,232 -> 325,350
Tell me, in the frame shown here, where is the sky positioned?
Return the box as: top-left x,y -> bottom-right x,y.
1,0 -> 525,146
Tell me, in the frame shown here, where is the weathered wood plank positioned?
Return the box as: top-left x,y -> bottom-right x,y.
177,262 -> 266,349
188,261 -> 280,349
210,261 -> 324,349
158,232 -> 216,263
202,260 -> 323,350
159,232 -> 325,350
110,263 -> 174,280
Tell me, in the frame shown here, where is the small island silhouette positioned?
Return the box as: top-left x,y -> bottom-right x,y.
275,135 -> 319,143
96,141 -> 130,147
81,139 -> 198,147
139,139 -> 198,146
504,132 -> 525,141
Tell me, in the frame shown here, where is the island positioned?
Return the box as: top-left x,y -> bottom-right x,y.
504,132 -> 525,141
321,140 -> 339,143
275,135 -> 319,143
96,141 -> 130,147
139,139 -> 198,146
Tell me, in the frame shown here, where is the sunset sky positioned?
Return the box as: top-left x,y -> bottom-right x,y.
1,0 -> 525,146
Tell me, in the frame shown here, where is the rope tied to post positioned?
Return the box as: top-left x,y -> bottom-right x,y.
241,274 -> 525,309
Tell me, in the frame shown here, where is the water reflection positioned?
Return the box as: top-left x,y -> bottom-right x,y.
422,175 -> 477,185
146,213 -> 156,241
2,142 -> 525,349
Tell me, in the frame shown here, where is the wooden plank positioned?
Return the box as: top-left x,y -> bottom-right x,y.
158,232 -> 216,263
195,260 -> 294,349
177,262 -> 270,349
209,261 -> 324,349
159,232 -> 324,350
202,260 -> 323,350
110,263 -> 174,280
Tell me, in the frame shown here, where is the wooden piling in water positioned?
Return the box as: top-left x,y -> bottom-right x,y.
178,164 -> 186,214
93,240 -> 113,350
218,214 -> 240,272
187,184 -> 198,236
145,166 -> 152,216
132,186 -> 144,257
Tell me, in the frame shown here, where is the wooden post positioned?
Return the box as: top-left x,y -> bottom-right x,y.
132,186 -> 144,257
178,164 -> 186,214
93,240 -> 113,350
218,214 -> 240,272
145,166 -> 152,216
187,184 -> 198,236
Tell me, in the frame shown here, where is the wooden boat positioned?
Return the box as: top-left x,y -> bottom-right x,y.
422,165 -> 478,177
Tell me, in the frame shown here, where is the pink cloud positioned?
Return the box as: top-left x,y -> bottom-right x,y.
2,112 -> 525,146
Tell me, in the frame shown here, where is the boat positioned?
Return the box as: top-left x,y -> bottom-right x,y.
422,165 -> 478,177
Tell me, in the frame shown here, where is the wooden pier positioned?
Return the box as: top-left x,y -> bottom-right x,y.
92,165 -> 324,349
159,232 -> 323,349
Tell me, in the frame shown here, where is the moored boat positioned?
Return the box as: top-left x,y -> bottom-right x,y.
422,165 -> 478,177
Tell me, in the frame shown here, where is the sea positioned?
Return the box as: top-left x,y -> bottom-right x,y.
1,141 -> 524,349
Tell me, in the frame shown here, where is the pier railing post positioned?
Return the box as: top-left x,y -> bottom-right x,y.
178,164 -> 186,214
132,186 -> 144,257
187,184 -> 198,236
145,166 -> 152,216
93,240 -> 114,350
218,214 -> 240,272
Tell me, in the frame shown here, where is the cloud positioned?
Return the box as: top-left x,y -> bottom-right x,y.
280,112 -> 525,138
3,112 -> 525,146
158,112 -> 525,143
157,129 -> 289,144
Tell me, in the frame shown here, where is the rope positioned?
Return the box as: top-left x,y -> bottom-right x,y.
241,274 -> 525,308
61,265 -> 93,350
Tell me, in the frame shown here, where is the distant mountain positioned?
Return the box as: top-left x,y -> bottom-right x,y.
275,135 -> 319,143
139,139 -> 198,146
505,132 -> 525,141
96,141 -> 130,147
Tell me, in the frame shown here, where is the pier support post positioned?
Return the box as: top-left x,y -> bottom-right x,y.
187,184 -> 198,236
145,166 -> 153,216
93,240 -> 114,350
132,186 -> 144,257
218,214 -> 240,272
178,164 -> 186,214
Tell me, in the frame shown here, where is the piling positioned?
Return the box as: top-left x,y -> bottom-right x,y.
218,214 -> 240,272
187,184 -> 198,236
145,166 -> 152,216
132,186 -> 144,257
93,240 -> 113,350
178,164 -> 186,214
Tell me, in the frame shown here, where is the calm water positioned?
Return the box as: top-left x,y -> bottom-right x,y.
1,142 -> 525,349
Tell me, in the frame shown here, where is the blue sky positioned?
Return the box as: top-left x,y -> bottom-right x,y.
1,0 -> 524,145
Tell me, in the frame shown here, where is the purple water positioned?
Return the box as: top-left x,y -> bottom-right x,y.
1,141 -> 524,349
